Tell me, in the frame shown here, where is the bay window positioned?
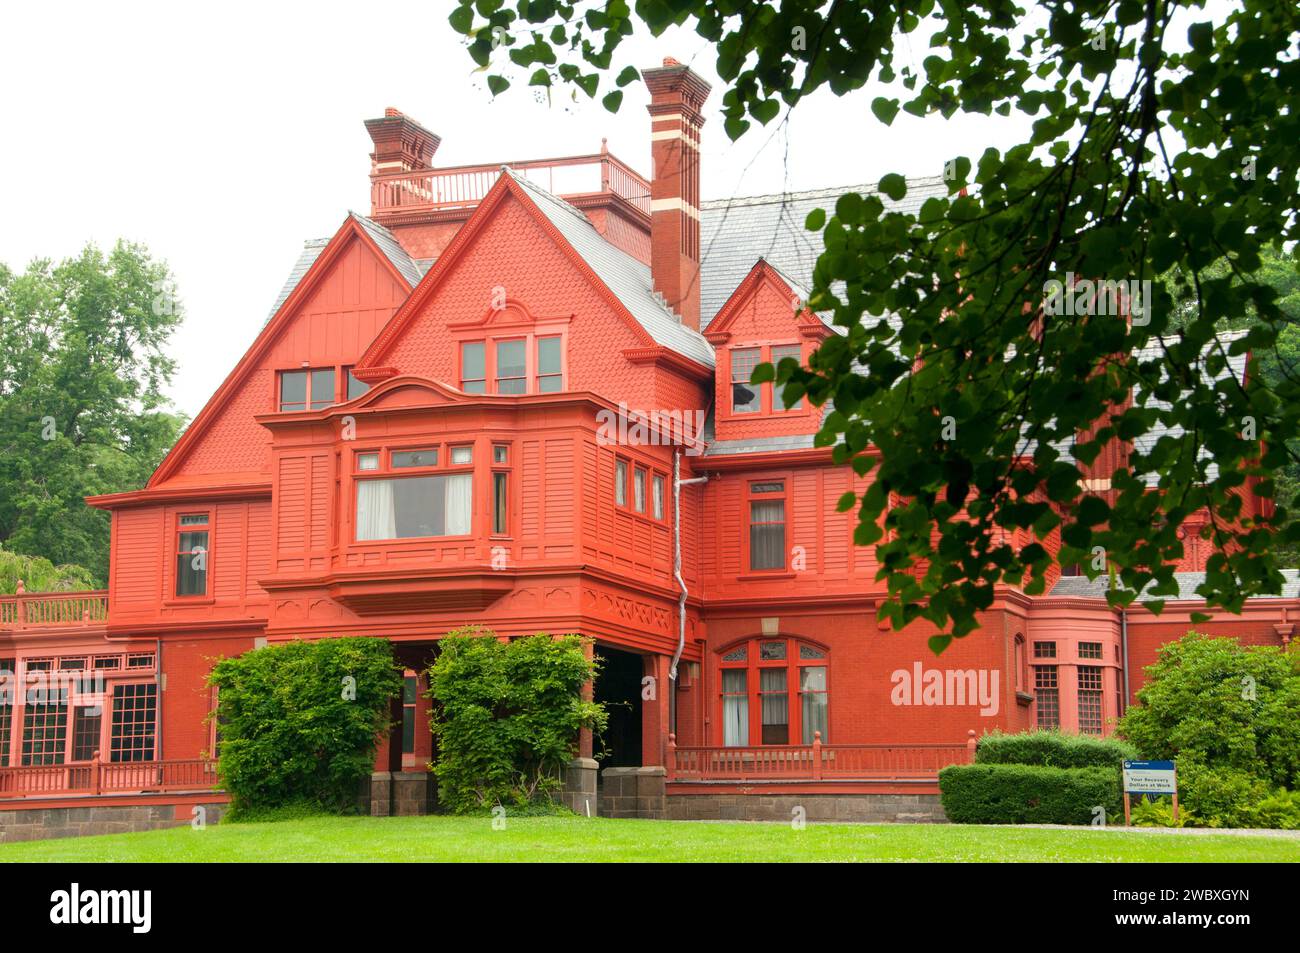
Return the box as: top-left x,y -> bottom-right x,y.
355,445 -> 474,541
719,638 -> 829,746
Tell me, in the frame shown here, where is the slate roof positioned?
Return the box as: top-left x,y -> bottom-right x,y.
1049,570 -> 1300,601
265,238 -> 328,324
504,168 -> 716,367
352,212 -> 425,287
699,175 -> 949,330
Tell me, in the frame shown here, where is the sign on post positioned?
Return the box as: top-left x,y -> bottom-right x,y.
1121,759 -> 1178,825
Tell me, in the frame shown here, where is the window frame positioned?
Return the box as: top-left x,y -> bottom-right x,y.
716,636 -> 830,747
277,366 -> 341,413
745,479 -> 789,573
172,511 -> 212,601
723,342 -> 811,419
456,328 -> 568,396
351,441 -> 477,544
491,443 -> 511,537
612,455 -> 669,524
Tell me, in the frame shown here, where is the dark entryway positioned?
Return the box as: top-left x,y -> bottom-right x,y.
593,646 -> 642,768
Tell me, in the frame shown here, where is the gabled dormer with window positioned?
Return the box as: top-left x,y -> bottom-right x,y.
705,259 -> 831,443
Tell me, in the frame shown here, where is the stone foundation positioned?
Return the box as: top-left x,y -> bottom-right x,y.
665,792 -> 946,823
0,800 -> 227,843
367,771 -> 437,816
599,766 -> 666,819
559,757 -> 598,816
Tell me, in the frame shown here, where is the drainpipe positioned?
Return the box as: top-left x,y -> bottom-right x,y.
671,450 -> 708,716
1119,608 -> 1130,717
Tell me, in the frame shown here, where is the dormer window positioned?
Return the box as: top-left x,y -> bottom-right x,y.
726,343 -> 807,417
731,348 -> 761,414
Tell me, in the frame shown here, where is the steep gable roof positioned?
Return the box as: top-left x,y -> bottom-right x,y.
146,214 -> 420,489
266,214 -> 422,326
358,168 -> 715,373
508,170 -> 714,366
704,258 -> 828,341
700,175 -> 948,330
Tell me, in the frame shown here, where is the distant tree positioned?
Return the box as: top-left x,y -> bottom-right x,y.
0,241 -> 186,585
448,0 -> 1299,650
0,543 -> 96,595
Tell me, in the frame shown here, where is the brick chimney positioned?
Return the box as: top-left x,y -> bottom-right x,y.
364,107 -> 440,174
644,58 -> 711,331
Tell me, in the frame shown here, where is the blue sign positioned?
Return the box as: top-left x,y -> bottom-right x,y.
1123,759 -> 1177,795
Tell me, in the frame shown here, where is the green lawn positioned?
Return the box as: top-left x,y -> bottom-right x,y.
1,815 -> 1296,862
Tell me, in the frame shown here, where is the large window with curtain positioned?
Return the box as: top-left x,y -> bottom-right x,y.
747,480 -> 787,571
718,638 -> 829,746
354,445 -> 474,541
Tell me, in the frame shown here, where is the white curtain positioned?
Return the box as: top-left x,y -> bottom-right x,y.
444,474 -> 473,535
722,670 -> 748,746
356,480 -> 396,541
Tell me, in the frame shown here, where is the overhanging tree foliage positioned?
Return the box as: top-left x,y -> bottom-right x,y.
449,1 -> 1300,649
0,241 -> 186,584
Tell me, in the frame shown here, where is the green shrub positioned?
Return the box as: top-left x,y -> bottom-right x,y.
1176,763 -> 1273,828
429,628 -> 607,814
975,730 -> 1137,768
1125,796 -> 1200,828
1251,789 -> 1300,830
939,763 -> 1121,824
208,637 -> 402,815
1117,632 -> 1300,789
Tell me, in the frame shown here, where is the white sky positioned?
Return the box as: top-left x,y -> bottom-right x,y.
0,0 -> 1038,419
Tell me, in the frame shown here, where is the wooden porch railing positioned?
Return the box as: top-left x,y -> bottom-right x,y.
370,151 -> 651,218
667,731 -> 978,782
0,757 -> 218,799
0,582 -> 108,629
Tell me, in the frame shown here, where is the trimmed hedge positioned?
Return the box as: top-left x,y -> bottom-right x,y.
975,730 -> 1136,769
939,763 -> 1122,824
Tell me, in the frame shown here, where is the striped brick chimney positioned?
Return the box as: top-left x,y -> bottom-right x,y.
644,58 -> 711,331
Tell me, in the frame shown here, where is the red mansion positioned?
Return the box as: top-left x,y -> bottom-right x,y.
1,59 -> 1293,826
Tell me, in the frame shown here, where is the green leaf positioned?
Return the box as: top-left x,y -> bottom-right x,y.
878,173 -> 907,201
871,97 -> 900,125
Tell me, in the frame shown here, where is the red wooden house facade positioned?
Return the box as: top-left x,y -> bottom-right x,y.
2,60 -> 1294,809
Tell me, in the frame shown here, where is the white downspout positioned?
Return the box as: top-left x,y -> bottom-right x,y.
672,449 -> 708,686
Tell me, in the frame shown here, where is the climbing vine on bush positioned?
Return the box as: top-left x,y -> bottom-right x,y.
208,637 -> 402,815
428,628 -> 607,813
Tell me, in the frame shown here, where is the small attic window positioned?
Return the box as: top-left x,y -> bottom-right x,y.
726,343 -> 806,417
731,348 -> 761,414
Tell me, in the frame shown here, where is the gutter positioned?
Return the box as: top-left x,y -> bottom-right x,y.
1120,608 -> 1130,716
671,450 -> 709,710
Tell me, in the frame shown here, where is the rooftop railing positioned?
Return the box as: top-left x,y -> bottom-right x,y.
370,151 -> 651,219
